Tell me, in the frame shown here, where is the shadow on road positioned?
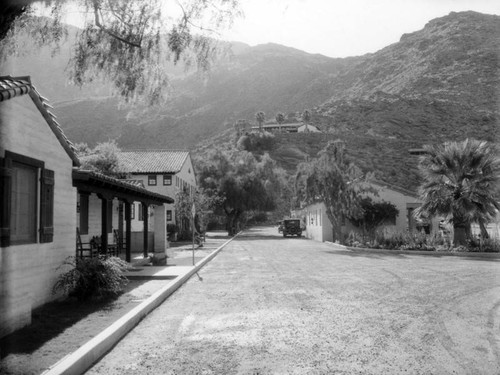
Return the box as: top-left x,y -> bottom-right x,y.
323,249 -> 500,261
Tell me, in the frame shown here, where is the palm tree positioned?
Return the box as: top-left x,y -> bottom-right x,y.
415,139 -> 500,246
302,109 -> 311,133
275,112 -> 285,133
255,111 -> 265,132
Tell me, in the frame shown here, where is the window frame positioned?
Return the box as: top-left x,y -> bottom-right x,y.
2,151 -> 54,246
148,175 -> 157,186
163,174 -> 172,186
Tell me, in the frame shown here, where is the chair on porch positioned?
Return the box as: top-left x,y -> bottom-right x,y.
76,228 -> 98,258
91,234 -> 119,257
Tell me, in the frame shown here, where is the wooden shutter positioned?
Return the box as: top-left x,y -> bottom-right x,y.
0,157 -> 12,247
40,168 -> 54,243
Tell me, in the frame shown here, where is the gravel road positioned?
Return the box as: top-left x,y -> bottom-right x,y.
88,226 -> 500,374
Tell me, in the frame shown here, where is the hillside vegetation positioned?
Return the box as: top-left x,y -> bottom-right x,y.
4,11 -> 499,191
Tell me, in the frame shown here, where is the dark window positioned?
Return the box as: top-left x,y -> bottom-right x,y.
11,161 -> 38,244
138,203 -> 144,221
0,152 -> 53,246
148,175 -> 157,186
79,194 -> 89,235
163,175 -> 172,186
167,210 -> 172,221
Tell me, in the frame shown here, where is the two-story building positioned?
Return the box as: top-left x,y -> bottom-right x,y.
118,150 -> 197,239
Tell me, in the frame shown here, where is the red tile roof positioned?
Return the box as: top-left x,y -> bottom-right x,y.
118,150 -> 190,174
0,75 -> 80,166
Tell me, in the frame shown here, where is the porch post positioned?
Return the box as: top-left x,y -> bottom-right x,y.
142,202 -> 149,258
124,200 -> 132,263
97,194 -> 111,255
153,204 -> 167,265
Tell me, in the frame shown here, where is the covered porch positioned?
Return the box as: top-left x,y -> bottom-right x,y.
72,169 -> 174,265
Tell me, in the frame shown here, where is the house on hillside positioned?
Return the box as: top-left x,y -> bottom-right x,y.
297,124 -> 321,133
118,150 -> 197,238
0,76 -> 80,338
303,181 -> 440,243
250,122 -> 302,133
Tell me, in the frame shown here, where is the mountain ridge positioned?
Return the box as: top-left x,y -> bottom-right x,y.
3,11 -> 498,190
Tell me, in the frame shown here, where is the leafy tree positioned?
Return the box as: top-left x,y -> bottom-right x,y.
174,185 -> 222,239
1,0 -> 241,105
76,140 -> 128,177
302,109 -> 311,133
255,111 -> 265,132
295,140 -> 368,242
275,112 -> 285,133
349,197 -> 399,235
415,139 -> 500,246
197,149 -> 284,235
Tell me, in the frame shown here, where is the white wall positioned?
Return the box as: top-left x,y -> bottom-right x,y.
304,202 -> 333,242
0,95 -> 76,337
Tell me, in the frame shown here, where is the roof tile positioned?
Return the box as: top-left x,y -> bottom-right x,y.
119,150 -> 190,174
0,75 -> 80,166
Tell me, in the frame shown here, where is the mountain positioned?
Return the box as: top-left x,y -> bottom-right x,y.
2,11 -> 499,190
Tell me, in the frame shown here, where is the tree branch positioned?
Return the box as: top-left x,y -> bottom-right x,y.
92,0 -> 142,48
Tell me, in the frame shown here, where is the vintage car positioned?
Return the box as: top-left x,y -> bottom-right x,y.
282,219 -> 302,237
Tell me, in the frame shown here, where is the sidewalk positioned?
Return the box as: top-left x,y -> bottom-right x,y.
39,232 -> 234,375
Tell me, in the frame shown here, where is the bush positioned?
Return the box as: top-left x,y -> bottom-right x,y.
346,230 -> 449,251
237,132 -> 275,151
53,256 -> 129,301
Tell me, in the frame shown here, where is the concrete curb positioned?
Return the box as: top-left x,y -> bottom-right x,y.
42,235 -> 238,375
325,241 -> 500,259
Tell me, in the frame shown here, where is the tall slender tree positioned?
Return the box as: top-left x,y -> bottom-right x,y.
275,112 -> 285,133
415,139 -> 500,246
255,111 -> 265,133
302,109 -> 311,133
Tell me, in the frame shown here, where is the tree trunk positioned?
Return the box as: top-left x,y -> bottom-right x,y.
226,209 -> 242,236
479,221 -> 490,239
453,225 -> 468,247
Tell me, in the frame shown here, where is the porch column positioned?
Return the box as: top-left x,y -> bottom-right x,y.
153,204 -> 167,265
97,193 -> 112,255
142,202 -> 149,258
124,200 -> 132,263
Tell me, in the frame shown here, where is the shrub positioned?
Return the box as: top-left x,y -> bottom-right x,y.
237,132 -> 275,151
53,256 -> 129,301
480,237 -> 500,253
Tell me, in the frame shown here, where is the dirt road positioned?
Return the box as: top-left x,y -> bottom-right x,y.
88,226 -> 500,374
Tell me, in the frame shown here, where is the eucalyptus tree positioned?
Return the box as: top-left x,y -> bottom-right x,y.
295,140 -> 367,242
255,111 -> 265,132
415,139 -> 500,246
196,149 -> 284,236
275,112 -> 285,133
1,0 -> 241,105
302,109 -> 311,133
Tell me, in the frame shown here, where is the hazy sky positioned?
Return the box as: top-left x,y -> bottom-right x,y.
220,0 -> 500,57
55,0 -> 500,58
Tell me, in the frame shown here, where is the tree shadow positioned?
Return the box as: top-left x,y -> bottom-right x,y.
0,280 -> 148,358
